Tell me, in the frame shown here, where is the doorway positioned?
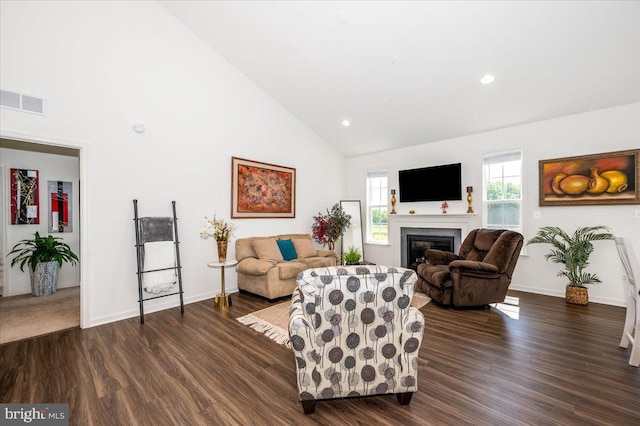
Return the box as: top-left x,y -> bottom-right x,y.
0,164 -> 5,296
0,135 -> 85,341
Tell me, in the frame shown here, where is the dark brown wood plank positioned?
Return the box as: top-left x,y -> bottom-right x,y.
1,290 -> 638,425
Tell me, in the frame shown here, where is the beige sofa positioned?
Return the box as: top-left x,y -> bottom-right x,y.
235,233 -> 339,301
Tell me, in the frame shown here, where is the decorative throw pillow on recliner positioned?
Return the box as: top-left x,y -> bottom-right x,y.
292,238 -> 318,258
276,239 -> 298,261
251,238 -> 285,262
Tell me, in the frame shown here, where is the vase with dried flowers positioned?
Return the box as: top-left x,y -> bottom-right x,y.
312,203 -> 351,251
200,215 -> 236,262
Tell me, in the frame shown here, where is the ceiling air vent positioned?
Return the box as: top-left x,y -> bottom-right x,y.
0,89 -> 45,114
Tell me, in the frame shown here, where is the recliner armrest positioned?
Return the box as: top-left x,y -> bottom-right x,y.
236,257 -> 277,275
426,249 -> 460,265
449,260 -> 501,278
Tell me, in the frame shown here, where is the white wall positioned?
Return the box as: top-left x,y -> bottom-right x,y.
346,103 -> 640,306
0,1 -> 345,326
1,147 -> 80,296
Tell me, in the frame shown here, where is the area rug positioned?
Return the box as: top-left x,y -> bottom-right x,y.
0,286 -> 80,345
237,292 -> 431,349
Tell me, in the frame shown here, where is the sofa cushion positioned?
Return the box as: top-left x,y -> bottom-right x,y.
236,236 -> 276,261
278,233 -> 311,241
236,258 -> 277,275
292,238 -> 318,258
251,238 -> 284,262
277,239 -> 298,261
278,261 -> 307,280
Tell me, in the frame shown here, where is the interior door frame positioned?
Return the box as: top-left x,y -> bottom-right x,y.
0,165 -> 6,296
0,130 -> 90,328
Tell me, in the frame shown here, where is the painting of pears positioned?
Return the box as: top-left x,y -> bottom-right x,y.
540,150 -> 638,206
551,168 -> 628,195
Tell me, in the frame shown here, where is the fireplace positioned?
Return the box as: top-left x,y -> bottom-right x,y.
406,235 -> 454,270
400,227 -> 462,269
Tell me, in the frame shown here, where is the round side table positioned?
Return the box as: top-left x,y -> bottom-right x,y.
207,260 -> 238,309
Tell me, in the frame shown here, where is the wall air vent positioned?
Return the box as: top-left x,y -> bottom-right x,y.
0,89 -> 45,114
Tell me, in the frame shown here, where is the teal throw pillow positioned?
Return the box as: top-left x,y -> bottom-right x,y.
277,239 -> 297,261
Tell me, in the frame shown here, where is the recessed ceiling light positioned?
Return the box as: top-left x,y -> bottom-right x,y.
342,120 -> 351,127
480,74 -> 495,85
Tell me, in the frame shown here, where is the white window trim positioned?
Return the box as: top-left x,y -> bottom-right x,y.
366,170 -> 389,244
481,148 -> 527,254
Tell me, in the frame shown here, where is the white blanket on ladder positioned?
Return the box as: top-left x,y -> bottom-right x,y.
143,241 -> 177,294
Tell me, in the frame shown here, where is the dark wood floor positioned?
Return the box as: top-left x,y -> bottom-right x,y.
1,290 -> 638,425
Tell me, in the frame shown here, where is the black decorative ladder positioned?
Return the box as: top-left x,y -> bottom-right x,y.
133,199 -> 184,324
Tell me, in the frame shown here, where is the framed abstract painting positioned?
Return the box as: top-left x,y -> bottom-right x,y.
539,149 -> 639,206
231,157 -> 296,218
10,168 -> 39,224
48,180 -> 73,232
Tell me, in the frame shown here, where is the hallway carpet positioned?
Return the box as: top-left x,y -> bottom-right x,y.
0,286 -> 79,345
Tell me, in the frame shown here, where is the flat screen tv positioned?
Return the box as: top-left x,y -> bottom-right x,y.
399,163 -> 462,202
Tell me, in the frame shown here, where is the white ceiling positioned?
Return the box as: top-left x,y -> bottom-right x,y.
160,1 -> 640,158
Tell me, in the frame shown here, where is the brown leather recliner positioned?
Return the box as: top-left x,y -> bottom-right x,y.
416,229 -> 524,307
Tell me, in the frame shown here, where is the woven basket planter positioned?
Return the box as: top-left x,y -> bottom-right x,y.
566,285 -> 588,305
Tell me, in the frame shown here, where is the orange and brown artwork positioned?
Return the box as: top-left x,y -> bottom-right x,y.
231,157 -> 296,218
539,149 -> 639,206
236,164 -> 292,213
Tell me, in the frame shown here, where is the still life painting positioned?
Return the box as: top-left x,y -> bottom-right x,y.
539,149 -> 639,206
231,157 -> 296,218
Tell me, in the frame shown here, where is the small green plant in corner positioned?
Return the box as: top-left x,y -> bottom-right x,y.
527,226 -> 613,287
8,231 -> 78,272
343,246 -> 362,265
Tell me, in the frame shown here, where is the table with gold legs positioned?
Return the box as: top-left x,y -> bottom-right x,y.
207,260 -> 238,309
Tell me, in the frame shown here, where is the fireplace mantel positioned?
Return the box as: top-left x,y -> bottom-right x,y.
390,213 -> 477,219
388,213 -> 480,266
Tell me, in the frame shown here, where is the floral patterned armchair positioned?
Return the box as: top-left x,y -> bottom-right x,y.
288,265 -> 425,414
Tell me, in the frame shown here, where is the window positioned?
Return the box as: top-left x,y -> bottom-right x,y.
482,150 -> 523,234
366,171 -> 388,243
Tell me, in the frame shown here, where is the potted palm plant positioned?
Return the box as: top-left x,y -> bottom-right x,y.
527,226 -> 613,305
8,232 -> 79,296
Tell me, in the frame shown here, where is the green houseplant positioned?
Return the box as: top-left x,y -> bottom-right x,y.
527,226 -> 613,304
8,232 -> 79,296
343,246 -> 362,265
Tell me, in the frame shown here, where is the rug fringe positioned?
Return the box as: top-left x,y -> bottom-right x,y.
237,314 -> 292,349
413,292 -> 431,306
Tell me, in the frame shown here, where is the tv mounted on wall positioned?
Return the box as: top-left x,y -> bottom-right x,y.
398,163 -> 462,202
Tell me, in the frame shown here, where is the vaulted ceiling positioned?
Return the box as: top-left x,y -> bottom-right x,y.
160,1 -> 640,157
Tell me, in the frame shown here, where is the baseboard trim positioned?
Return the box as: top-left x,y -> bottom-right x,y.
509,284 -> 625,307
86,286 -> 239,328
85,283 -> 624,328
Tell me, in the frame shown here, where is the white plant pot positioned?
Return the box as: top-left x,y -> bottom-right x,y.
30,261 -> 59,296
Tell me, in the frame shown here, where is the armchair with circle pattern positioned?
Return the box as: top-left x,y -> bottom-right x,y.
288,265 -> 425,414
